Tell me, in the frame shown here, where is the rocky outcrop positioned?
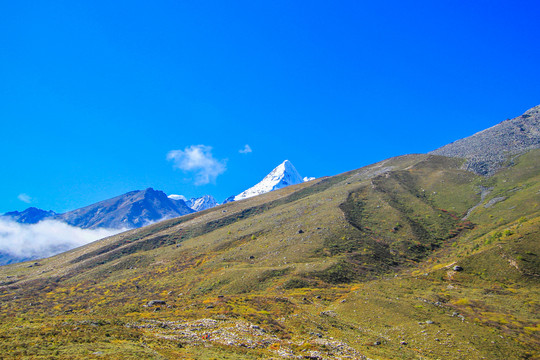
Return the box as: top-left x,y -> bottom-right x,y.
430,105 -> 540,175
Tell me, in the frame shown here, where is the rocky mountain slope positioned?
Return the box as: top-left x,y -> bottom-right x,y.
430,104 -> 540,175
58,188 -> 194,229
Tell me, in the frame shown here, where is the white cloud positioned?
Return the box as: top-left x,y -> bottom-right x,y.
239,144 -> 252,154
18,193 -> 32,203
168,194 -> 186,201
167,145 -> 226,185
0,218 -> 124,261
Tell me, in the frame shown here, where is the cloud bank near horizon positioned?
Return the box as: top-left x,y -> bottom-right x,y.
167,145 -> 226,185
0,218 -> 124,262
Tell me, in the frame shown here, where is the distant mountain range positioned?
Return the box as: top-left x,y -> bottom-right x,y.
0,161 -> 310,265
2,161 -> 310,231
3,188 -> 195,229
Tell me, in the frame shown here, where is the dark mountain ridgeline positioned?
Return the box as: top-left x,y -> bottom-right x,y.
59,188 -> 194,229
1,188 -> 194,230
3,207 -> 57,224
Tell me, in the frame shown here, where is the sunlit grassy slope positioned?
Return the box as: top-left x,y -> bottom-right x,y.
0,151 -> 538,359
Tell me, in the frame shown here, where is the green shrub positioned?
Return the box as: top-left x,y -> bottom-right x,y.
311,261 -> 356,284
283,278 -> 311,289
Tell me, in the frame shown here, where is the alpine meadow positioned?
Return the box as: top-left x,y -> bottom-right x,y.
0,105 -> 538,359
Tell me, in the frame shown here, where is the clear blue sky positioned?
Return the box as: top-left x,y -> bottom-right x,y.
1,0 -> 539,213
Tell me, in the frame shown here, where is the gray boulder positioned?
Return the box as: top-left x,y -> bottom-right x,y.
147,300 -> 166,306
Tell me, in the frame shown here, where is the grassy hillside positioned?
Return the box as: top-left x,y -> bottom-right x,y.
0,151 -> 538,359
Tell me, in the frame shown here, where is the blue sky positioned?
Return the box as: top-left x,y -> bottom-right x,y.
1,0 -> 539,213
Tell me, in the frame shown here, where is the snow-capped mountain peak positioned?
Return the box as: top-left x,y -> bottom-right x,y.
169,194 -> 218,212
186,195 -> 218,212
234,160 -> 305,201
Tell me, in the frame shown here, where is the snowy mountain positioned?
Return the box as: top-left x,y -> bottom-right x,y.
169,194 -> 218,212
231,160 -> 308,202
186,195 -> 218,212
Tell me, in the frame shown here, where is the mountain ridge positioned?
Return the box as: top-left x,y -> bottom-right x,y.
2,188 -> 195,230
59,187 -> 194,229
430,104 -> 540,175
2,207 -> 57,224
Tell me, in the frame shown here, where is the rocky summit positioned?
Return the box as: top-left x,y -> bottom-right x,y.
430,104 -> 540,175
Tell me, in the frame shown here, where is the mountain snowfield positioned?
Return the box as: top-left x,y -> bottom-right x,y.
232,160 -> 311,202
169,194 -> 218,212
186,195 -> 218,212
